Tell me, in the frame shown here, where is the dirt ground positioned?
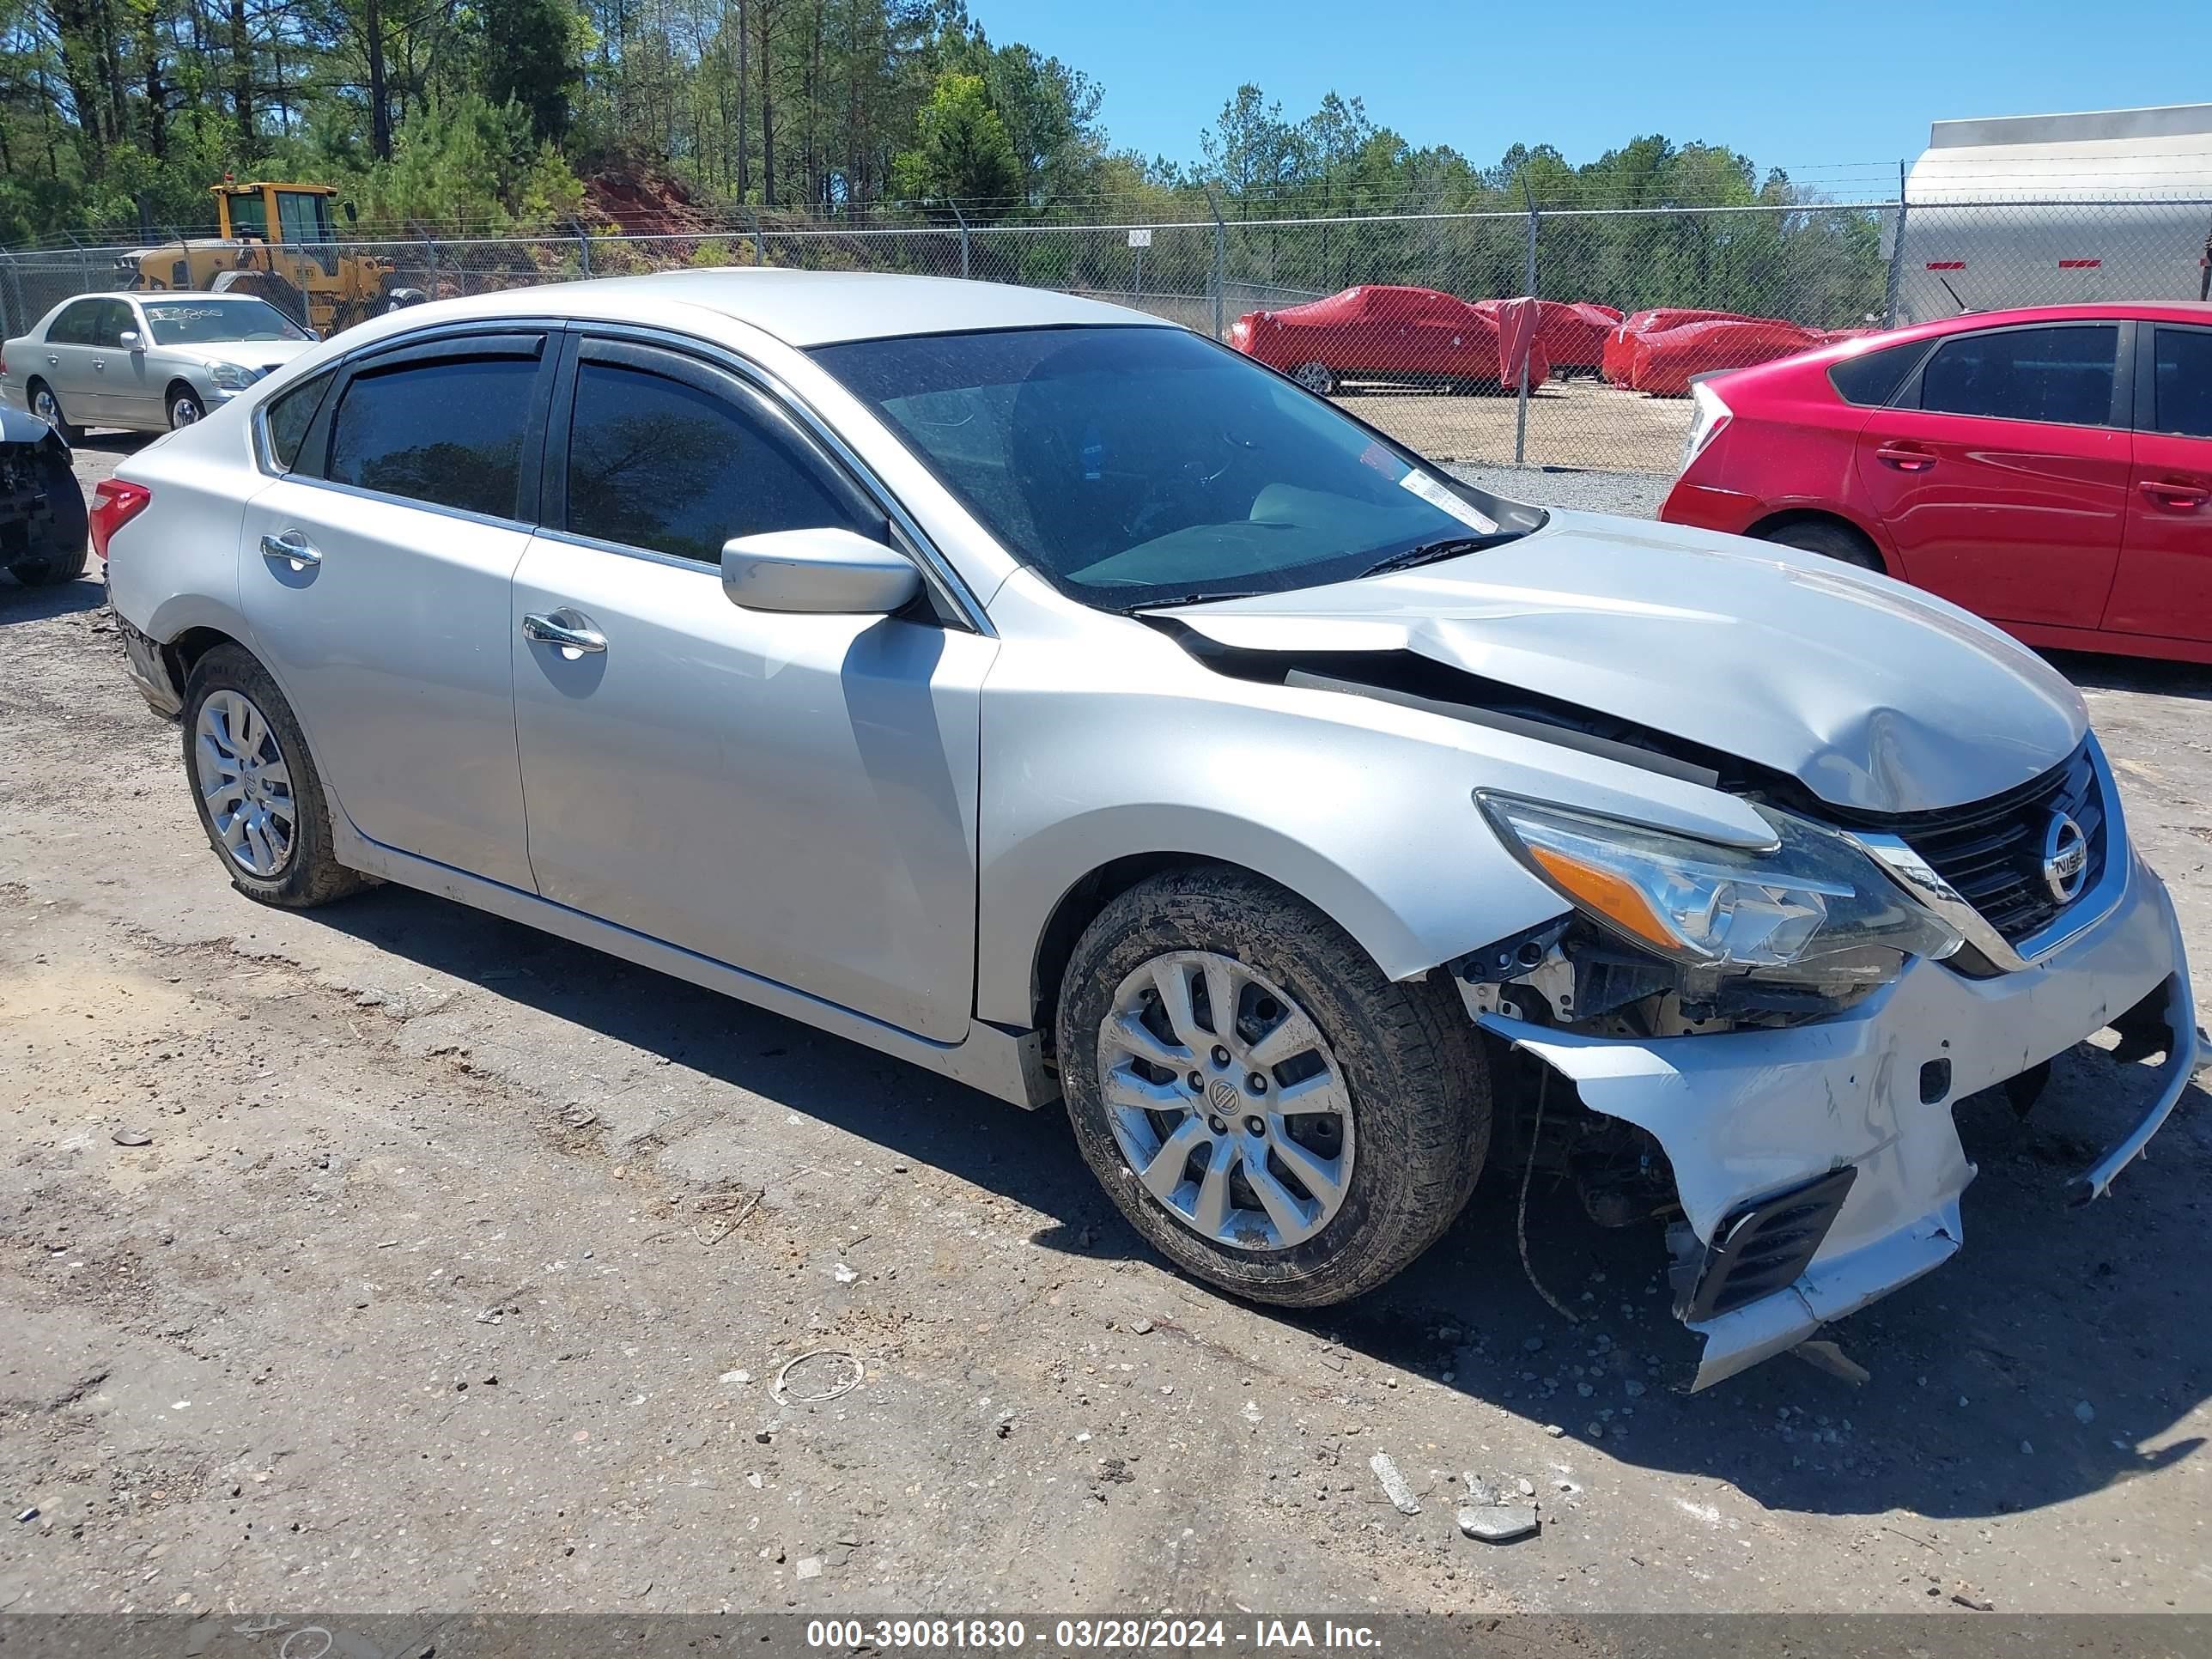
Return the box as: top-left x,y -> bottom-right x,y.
3,435 -> 2210,1620
1344,379 -> 1694,472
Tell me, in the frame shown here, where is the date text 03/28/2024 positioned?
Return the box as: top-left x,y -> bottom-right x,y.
801,1620 -> 1383,1651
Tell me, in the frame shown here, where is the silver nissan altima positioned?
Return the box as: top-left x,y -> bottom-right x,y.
97,270 -> 2197,1388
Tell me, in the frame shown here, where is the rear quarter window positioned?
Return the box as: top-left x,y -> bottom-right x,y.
1826,339 -> 1927,407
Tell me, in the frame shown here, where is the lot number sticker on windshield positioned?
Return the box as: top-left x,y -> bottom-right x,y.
1398,469 -> 1498,535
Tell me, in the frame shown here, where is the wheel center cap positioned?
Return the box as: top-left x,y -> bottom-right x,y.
1206,1079 -> 1240,1115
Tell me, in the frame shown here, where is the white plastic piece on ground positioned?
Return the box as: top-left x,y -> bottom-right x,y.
1369,1452 -> 1421,1516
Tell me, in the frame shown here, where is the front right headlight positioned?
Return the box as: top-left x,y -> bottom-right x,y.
1478,791 -> 1962,988
210,362 -> 262,390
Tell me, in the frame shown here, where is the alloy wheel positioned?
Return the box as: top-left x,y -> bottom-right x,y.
169,394 -> 204,428
1095,951 -> 1354,1251
192,689 -> 296,877
31,386 -> 63,427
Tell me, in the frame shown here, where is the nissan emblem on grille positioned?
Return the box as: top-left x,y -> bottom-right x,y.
2043,811 -> 2090,904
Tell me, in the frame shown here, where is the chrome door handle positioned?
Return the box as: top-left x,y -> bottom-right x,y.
93,360 -> 107,372
259,531 -> 321,569
522,612 -> 607,654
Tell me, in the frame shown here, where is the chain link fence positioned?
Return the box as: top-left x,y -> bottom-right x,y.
5,196 -> 2209,480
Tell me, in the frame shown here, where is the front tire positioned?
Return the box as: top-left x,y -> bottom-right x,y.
181,645 -> 365,908
166,385 -> 205,429
1291,362 -> 1338,397
1058,867 -> 1491,1306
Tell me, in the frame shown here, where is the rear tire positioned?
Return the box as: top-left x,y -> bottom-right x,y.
1759,519 -> 1885,573
26,379 -> 84,445
1057,867 -> 1491,1307
181,644 -> 366,908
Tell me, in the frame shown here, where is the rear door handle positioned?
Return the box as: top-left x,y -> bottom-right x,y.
2139,478 -> 2210,511
1874,442 -> 1936,471
259,530 -> 321,569
522,611 -> 607,655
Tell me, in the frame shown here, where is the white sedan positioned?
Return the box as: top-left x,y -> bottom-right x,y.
3,291 -> 317,437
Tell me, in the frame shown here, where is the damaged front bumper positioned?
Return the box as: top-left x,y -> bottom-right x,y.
1481,850 -> 2197,1389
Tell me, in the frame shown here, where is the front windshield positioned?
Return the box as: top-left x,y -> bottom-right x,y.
142,298 -> 310,345
811,325 -> 1540,609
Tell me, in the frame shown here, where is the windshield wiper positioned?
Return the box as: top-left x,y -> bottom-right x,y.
1123,590 -> 1269,613
1355,534 -> 1517,580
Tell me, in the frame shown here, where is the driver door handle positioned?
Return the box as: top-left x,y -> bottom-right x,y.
2139,478 -> 2209,511
259,530 -> 321,568
522,611 -> 607,654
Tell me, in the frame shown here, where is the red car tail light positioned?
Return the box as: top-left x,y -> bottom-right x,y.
1677,381 -> 1734,476
88,478 -> 152,562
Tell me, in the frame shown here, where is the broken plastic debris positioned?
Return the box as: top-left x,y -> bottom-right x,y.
1368,1452 -> 1420,1515
1792,1339 -> 1870,1386
1457,1504 -> 1540,1543
771,1349 -> 863,1407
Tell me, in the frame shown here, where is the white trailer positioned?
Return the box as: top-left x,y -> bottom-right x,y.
1886,103 -> 2212,325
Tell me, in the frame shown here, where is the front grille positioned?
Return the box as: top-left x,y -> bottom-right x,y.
1876,742 -> 2106,945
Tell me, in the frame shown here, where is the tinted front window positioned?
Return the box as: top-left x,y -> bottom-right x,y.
91,301 -> 136,347
2152,327 -> 2212,440
264,370 -> 331,472
1826,339 -> 1925,407
811,326 -> 1539,609
326,356 -> 538,517
565,362 -> 857,562
1918,325 -> 2118,427
144,298 -> 310,345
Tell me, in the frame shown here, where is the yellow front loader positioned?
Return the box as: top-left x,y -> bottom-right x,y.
118,182 -> 426,337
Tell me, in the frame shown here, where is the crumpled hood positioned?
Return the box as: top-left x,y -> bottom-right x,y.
1156,511 -> 2087,814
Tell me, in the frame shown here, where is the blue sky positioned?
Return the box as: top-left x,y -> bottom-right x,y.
982,0 -> 2212,189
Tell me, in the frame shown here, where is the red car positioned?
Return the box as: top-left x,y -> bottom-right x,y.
1231,285 -> 1547,394
1601,308 -> 1753,385
1662,302 -> 2212,664
1630,317 -> 1827,396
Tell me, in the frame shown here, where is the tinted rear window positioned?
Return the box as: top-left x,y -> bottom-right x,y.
1917,325 -> 2118,427
326,356 -> 538,518
2152,327 -> 2212,440
1826,339 -> 1925,407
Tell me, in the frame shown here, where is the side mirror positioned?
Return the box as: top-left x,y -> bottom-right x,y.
118,330 -> 143,350
343,201 -> 359,226
722,527 -> 921,616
